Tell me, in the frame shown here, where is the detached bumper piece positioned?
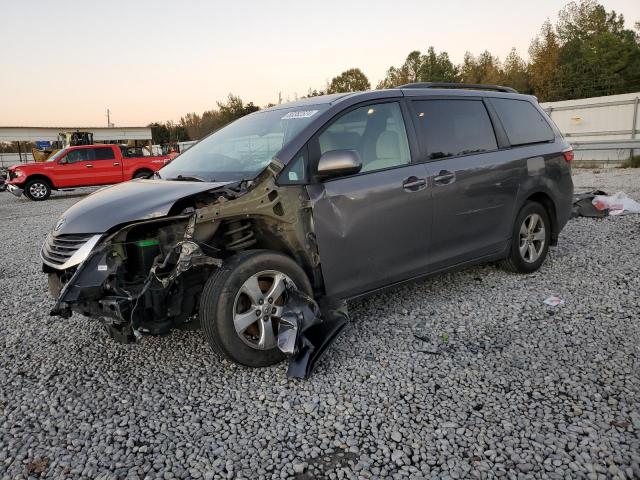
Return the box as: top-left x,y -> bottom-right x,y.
277,286 -> 348,379
7,183 -> 23,197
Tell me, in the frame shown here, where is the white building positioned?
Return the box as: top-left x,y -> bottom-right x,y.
540,92 -> 639,164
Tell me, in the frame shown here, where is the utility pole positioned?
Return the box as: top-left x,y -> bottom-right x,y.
106,108 -> 111,128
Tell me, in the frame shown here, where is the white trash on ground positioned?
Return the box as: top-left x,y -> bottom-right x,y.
543,296 -> 565,307
592,192 -> 640,215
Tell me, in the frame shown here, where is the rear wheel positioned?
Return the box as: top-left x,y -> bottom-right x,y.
133,170 -> 153,179
500,201 -> 551,273
24,178 -> 51,201
199,250 -> 312,367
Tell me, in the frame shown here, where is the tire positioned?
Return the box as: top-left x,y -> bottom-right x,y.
500,201 -> 551,273
24,178 -> 51,201
133,170 -> 153,179
199,249 -> 313,367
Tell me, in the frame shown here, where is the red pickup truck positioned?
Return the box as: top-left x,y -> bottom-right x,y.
5,144 -> 171,201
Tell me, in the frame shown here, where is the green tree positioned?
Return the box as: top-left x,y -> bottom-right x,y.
529,20 -> 562,101
530,1 -> 640,100
327,68 -> 371,93
402,51 -> 423,84
459,50 -> 502,85
179,112 -> 206,140
149,122 -> 189,144
217,94 -> 260,124
501,48 -> 531,93
178,94 -> 260,140
305,88 -> 326,97
419,47 -> 458,82
376,66 -> 408,89
377,47 -> 458,88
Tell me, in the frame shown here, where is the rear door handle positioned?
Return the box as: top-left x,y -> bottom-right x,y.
434,170 -> 455,185
403,176 -> 427,191
113,162 -> 120,166
85,164 -> 93,168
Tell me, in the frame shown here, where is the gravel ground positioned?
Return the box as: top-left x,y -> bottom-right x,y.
1,170 -> 639,480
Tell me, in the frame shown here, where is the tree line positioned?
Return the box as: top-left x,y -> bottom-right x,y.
151,0 -> 639,143
149,94 -> 259,144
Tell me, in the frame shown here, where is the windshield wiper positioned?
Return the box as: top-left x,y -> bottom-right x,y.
167,175 -> 208,182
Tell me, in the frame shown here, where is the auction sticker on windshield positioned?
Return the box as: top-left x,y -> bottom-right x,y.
281,110 -> 318,120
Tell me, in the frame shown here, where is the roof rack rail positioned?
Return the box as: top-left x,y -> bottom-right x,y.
399,82 -> 518,94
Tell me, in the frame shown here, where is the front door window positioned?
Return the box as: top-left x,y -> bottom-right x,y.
318,102 -> 411,173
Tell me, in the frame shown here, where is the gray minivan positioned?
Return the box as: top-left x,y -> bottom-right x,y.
43,83 -> 573,374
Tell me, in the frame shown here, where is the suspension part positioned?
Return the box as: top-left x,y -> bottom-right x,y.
225,220 -> 256,251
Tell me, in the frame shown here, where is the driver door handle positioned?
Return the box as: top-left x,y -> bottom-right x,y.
403,177 -> 427,191
113,162 -> 120,166
85,164 -> 93,168
434,170 -> 455,185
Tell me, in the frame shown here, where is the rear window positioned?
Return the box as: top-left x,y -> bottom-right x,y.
411,100 -> 497,160
94,147 -> 115,160
491,98 -> 554,146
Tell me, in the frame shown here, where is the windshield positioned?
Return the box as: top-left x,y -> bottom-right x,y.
46,149 -> 67,162
159,105 -> 327,182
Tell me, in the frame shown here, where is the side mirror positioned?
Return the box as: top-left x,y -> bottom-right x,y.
317,150 -> 362,179
58,157 -> 67,164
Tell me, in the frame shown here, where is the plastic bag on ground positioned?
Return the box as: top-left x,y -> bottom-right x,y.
592,192 -> 640,216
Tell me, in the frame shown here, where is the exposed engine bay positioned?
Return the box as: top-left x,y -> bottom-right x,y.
44,161 -> 347,377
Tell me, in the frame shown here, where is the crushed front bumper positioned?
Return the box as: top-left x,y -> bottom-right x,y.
7,183 -> 24,197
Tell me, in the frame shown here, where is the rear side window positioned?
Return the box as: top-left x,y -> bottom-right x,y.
490,98 -> 554,146
412,100 -> 497,160
94,147 -> 115,160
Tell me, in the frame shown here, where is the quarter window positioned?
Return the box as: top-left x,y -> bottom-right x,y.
283,150 -> 307,183
318,102 -> 411,173
490,98 -> 554,146
412,100 -> 497,160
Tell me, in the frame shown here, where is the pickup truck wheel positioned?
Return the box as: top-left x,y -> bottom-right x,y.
133,170 -> 153,179
24,178 -> 51,201
500,201 -> 550,273
199,250 -> 313,368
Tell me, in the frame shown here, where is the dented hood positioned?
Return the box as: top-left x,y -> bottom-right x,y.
54,179 -> 231,235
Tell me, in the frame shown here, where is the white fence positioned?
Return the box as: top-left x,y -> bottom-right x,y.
541,92 -> 639,165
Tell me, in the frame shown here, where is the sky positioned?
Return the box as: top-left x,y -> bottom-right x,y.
0,0 -> 638,127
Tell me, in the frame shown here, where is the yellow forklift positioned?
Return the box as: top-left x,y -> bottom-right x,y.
31,131 -> 94,162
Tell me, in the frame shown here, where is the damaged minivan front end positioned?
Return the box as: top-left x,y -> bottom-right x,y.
43,156 -> 347,377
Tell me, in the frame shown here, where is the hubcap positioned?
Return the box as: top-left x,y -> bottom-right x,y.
519,213 -> 545,263
233,270 -> 294,350
29,182 -> 47,198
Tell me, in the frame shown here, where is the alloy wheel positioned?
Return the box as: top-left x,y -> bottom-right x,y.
233,270 -> 295,350
519,213 -> 546,263
29,182 -> 48,199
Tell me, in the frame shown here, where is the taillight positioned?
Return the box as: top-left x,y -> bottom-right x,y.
562,148 -> 574,162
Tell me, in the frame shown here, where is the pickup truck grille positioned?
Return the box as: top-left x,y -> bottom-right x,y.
41,234 -> 94,267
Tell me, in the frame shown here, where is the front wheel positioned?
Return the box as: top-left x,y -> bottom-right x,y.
199,250 -> 313,367
500,201 -> 551,273
24,178 -> 51,201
